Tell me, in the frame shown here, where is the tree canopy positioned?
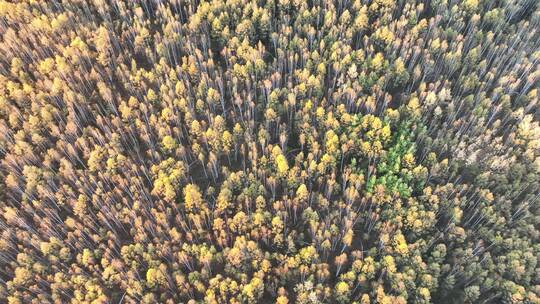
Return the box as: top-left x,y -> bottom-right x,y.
0,0 -> 539,303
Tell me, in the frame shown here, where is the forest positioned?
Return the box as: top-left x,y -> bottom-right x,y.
0,0 -> 538,303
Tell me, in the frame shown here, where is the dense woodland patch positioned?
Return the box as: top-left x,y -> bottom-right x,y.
0,0 -> 539,303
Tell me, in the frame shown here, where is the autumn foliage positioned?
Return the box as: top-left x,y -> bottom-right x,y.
0,0 -> 539,303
